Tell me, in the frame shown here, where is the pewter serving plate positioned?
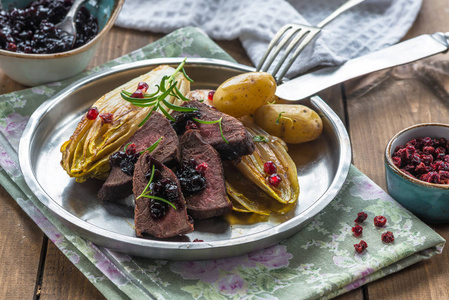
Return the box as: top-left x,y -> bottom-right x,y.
19,58 -> 351,260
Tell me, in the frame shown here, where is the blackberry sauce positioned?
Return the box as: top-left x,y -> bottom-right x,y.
109,151 -> 140,176
0,0 -> 98,54
144,156 -> 180,219
170,110 -> 201,135
176,158 -> 206,195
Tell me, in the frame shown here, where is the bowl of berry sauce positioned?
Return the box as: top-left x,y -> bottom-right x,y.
385,123 -> 449,223
0,0 -> 124,86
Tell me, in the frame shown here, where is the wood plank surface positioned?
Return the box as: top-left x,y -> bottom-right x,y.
0,186 -> 43,299
39,241 -> 105,299
344,0 -> 449,298
346,59 -> 449,299
0,0 -> 448,299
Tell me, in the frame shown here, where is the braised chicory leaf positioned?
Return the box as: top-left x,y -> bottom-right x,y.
60,65 -> 190,182
231,117 -> 300,208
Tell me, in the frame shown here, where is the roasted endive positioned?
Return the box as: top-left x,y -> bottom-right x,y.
60,65 -> 190,182
225,162 -> 297,215
226,117 -> 300,214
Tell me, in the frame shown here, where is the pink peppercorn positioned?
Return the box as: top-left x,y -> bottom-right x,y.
381,231 -> 395,243
86,107 -> 99,120
354,212 -> 368,223
354,240 -> 368,254
374,215 -> 387,227
352,225 -> 363,237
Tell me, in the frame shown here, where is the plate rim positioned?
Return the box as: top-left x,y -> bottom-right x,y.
18,57 -> 352,259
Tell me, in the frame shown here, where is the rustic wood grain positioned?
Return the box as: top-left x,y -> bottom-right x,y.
1,0 -> 449,298
0,185 -> 43,299
335,289 -> 365,300
347,58 -> 449,300
344,0 -> 449,297
403,0 -> 448,40
39,241 -> 106,300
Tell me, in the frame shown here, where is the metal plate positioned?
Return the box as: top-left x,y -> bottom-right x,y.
19,58 -> 351,260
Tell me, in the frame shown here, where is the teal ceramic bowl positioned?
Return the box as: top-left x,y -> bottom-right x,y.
0,0 -> 124,86
385,123 -> 449,223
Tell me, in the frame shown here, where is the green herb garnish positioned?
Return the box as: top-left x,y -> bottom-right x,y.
136,165 -> 177,209
192,117 -> 229,144
275,111 -> 293,126
123,137 -> 162,155
120,58 -> 197,126
253,135 -> 269,142
139,137 -> 163,155
123,142 -> 133,152
276,111 -> 286,125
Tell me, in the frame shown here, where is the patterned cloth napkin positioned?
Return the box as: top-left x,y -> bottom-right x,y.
0,27 -> 444,300
115,0 -> 422,78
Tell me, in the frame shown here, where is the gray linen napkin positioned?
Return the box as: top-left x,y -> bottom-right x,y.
115,0 -> 422,78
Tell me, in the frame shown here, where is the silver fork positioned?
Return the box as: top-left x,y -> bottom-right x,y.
256,0 -> 366,83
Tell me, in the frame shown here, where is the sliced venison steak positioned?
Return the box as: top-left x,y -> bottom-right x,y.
171,100 -> 255,160
98,111 -> 181,202
180,130 -> 232,219
133,152 -> 193,238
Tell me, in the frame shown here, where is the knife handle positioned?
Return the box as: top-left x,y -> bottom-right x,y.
432,32 -> 449,51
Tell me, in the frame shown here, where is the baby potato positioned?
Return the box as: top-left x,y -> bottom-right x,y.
213,72 -> 276,118
254,104 -> 323,144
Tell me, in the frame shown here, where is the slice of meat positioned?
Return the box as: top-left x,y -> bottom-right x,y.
133,152 -> 193,238
98,111 -> 180,202
180,130 -> 232,219
171,100 -> 255,160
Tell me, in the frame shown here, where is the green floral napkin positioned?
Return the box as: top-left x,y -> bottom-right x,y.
0,27 -> 445,300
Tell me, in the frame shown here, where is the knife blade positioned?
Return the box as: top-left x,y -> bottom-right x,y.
275,32 -> 449,101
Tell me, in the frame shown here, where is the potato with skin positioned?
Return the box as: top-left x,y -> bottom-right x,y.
213,72 -> 276,118
254,104 -> 323,144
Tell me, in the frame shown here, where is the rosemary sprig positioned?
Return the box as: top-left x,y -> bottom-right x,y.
192,117 -> 229,144
123,142 -> 133,152
120,58 -> 197,126
136,165 -> 177,209
122,137 -> 162,154
139,137 -> 162,155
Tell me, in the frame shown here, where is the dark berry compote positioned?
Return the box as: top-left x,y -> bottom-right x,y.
145,156 -> 181,220
176,159 -> 206,195
109,143 -> 140,176
170,110 -> 201,135
0,0 -> 98,54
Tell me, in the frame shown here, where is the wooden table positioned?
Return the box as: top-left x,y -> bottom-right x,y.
1,0 -> 449,298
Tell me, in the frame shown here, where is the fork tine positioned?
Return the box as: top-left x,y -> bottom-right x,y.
256,24 -> 299,72
270,27 -> 315,79
257,0 -> 366,83
260,26 -> 307,74
274,28 -> 321,82
260,27 -> 305,73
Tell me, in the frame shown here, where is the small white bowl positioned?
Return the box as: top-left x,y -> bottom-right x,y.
0,0 -> 124,86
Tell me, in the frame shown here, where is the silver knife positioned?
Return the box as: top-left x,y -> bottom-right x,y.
275,32 -> 449,101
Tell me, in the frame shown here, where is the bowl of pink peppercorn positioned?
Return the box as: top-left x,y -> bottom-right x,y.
385,123 -> 449,223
